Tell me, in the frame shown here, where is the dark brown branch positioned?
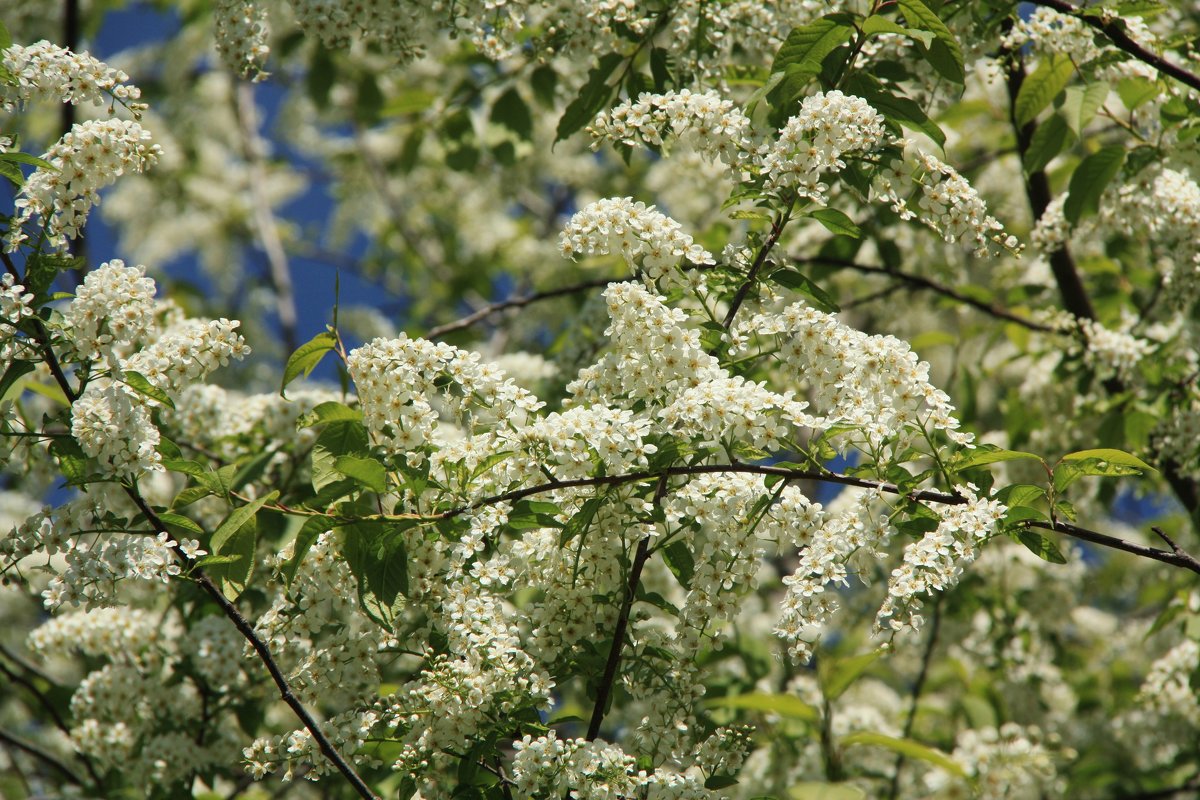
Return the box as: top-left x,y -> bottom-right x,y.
1,252 -> 79,402
586,474 -> 667,741
427,276 -> 617,340
438,462 -> 966,522
796,257 -> 1055,332
1023,519 -> 1200,575
0,726 -> 85,787
1029,0 -> 1200,93
124,491 -> 380,800
723,203 -> 794,329
1004,55 -> 1098,324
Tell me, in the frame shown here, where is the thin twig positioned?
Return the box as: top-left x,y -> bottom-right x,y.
234,82 -> 299,354
1023,519 -> 1200,575
1029,0 -> 1200,93
723,202 -> 794,329
797,257 -> 1055,332
586,474 -> 669,741
124,491 -> 381,800
427,276 -> 617,340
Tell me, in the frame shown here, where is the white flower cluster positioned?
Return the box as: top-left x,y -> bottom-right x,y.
749,301 -> 971,448
589,89 -> 752,166
287,0 -> 419,57
28,606 -> 163,664
776,490 -> 888,660
214,0 -> 270,81
0,40 -> 145,112
507,405 -> 657,480
1000,7 -> 1102,64
347,334 -> 543,460
927,723 -> 1060,800
911,151 -> 1014,256
1135,639 -> 1200,728
1077,316 -> 1153,380
0,498 -> 191,608
877,491 -> 1006,634
568,282 -> 722,407
559,197 -> 714,281
62,259 -> 157,365
0,272 -> 36,361
759,90 -> 886,200
8,119 -> 162,251
661,375 -> 815,452
1108,167 -> 1200,302
71,380 -> 163,479
123,317 -> 250,399
1030,195 -> 1070,255
510,731 -> 707,800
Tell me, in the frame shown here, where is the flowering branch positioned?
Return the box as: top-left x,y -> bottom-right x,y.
795,257 -> 1055,333
124,491 -> 382,800
723,201 -> 794,329
1029,0 -> 1200,93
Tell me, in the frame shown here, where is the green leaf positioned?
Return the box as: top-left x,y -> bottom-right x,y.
210,491 -> 278,554
769,268 -> 841,313
156,511 -> 204,537
1116,76 -> 1159,110
382,88 -> 436,116
661,540 -> 695,588
492,88 -> 533,141
819,650 -> 881,700
340,520 -> 411,608
280,331 -> 337,398
555,52 -> 623,143
1014,54 -> 1075,128
122,370 -> 174,409
0,151 -> 56,171
1013,529 -> 1068,564
995,483 -> 1047,509
283,516 -> 329,586
1023,113 -> 1070,174
773,14 -> 856,76
297,400 -> 362,428
839,732 -> 966,778
1063,82 -> 1110,136
49,437 -> 90,487
0,359 -> 35,401
843,75 -> 945,147
898,0 -> 964,83
705,693 -> 819,722
1064,145 -> 1125,224
705,775 -> 739,790
334,454 -> 388,494
531,65 -> 557,107
810,208 -> 862,239
0,20 -> 11,50
861,15 -> 933,48
558,496 -> 603,547
788,783 -> 866,800
951,445 -> 1042,471
1060,448 -> 1154,472
471,451 -> 512,480
205,520 -> 256,600
311,420 -> 370,492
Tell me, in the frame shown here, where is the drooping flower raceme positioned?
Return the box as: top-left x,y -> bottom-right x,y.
589,88 -> 753,166
61,259 -> 158,365
559,197 -> 714,281
214,0 -> 271,81
8,119 -> 162,251
0,39 -> 146,112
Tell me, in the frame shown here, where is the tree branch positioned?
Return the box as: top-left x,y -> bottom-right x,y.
427,276 -> 617,340
124,491 -> 381,800
723,202 -> 794,329
0,726 -> 85,787
1023,519 -> 1200,575
586,474 -> 667,741
1029,0 -> 1200,93
795,257 -> 1055,332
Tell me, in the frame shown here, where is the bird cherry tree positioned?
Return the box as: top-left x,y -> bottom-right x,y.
1,1 -> 1200,799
